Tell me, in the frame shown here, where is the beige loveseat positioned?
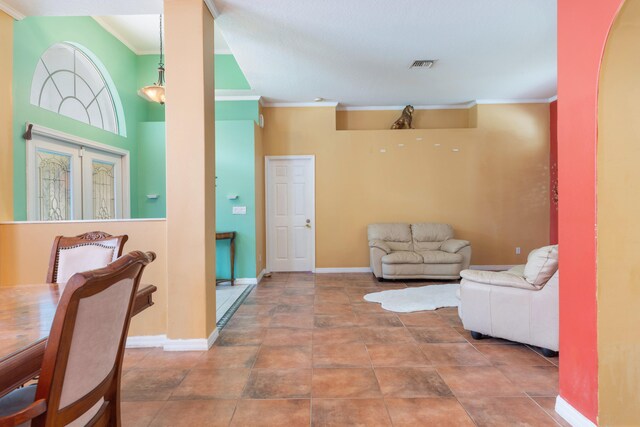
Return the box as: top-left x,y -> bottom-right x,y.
368,223 -> 471,281
458,245 -> 559,355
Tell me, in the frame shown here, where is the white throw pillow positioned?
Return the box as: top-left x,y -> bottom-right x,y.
524,245 -> 559,287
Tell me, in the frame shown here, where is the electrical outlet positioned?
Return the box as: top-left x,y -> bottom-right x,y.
515,247 -> 521,255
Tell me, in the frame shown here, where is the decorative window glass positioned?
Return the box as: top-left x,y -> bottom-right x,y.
92,160 -> 116,220
30,43 -> 122,135
36,149 -> 72,221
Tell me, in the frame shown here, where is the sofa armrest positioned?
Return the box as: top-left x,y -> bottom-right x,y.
440,239 -> 470,253
369,240 -> 391,254
460,270 -> 537,290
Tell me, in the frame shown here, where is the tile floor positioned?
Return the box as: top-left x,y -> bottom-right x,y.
121,272 -> 566,427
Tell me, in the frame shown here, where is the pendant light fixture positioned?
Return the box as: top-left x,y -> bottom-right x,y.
138,14 -> 166,104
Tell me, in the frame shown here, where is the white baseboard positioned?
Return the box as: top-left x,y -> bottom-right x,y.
257,268 -> 266,283
126,329 -> 219,351
315,267 -> 371,273
234,278 -> 258,285
314,266 -> 514,274
555,396 -> 597,427
469,264 -> 515,271
126,334 -> 167,348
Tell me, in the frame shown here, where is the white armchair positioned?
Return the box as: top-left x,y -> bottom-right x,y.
458,245 -> 559,356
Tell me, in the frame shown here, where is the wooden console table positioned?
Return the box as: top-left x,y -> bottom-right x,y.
216,231 -> 236,286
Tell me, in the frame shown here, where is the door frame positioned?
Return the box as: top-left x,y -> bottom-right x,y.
26,123 -> 131,221
265,155 -> 316,273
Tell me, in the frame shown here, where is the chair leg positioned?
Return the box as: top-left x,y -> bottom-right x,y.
470,331 -> 486,340
540,348 -> 559,358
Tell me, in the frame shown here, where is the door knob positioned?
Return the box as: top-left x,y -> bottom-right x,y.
305,219 -> 312,228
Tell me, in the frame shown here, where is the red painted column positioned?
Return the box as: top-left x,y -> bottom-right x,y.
558,0 -> 623,422
550,100 -> 558,244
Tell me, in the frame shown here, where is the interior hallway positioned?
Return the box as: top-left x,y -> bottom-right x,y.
119,273 -> 563,426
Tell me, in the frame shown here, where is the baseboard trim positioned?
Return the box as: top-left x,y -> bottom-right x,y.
555,396 -> 597,427
314,266 -> 513,274
315,267 -> 371,273
163,328 -> 219,351
257,269 -> 266,284
125,330 -> 218,352
469,264 -> 515,271
126,334 -> 167,348
234,278 -> 258,285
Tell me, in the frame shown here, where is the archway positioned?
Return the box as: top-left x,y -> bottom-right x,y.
596,0 -> 640,423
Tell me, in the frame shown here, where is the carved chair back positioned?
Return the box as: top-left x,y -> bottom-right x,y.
33,251 -> 156,426
47,232 -> 128,284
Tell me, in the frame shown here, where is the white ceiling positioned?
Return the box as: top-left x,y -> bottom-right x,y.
2,0 -> 557,107
214,0 -> 557,106
93,15 -> 231,55
0,0 -> 163,17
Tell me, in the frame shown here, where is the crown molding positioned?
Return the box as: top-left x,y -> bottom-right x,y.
475,97 -> 556,105
338,102 -> 476,111
549,95 -> 558,102
0,1 -> 25,20
263,101 -> 339,108
215,95 -> 262,102
137,49 -> 161,56
204,0 -> 221,18
265,97 -> 556,110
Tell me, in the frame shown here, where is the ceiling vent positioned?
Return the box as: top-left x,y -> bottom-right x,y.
410,60 -> 437,69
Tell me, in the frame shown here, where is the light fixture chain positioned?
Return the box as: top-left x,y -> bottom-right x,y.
159,14 -> 164,67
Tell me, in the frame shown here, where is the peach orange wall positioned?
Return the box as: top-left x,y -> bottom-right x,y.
0,220 -> 168,337
254,122 -> 266,276
262,104 -> 550,268
164,0 -> 217,340
558,0 -> 625,423
336,108 -> 472,130
597,0 -> 640,422
0,12 -> 13,221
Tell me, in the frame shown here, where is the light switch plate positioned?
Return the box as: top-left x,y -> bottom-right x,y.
232,206 -> 247,215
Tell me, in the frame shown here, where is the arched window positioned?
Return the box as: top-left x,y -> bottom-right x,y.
30,42 -> 125,136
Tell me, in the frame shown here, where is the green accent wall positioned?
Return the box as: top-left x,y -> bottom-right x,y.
215,121 -> 257,279
215,54 -> 251,90
215,100 -> 259,123
12,16 -> 149,220
11,19 -> 263,279
137,122 -> 166,218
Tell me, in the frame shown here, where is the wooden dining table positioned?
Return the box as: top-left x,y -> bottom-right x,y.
0,283 -> 157,398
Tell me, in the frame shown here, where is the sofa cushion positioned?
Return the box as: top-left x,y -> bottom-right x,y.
381,251 -> 423,264
460,270 -> 536,290
411,223 -> 454,251
368,224 -> 413,251
440,239 -> 470,253
369,240 -> 391,254
418,250 -> 463,264
524,245 -> 559,287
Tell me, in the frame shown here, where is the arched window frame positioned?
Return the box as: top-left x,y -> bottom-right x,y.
29,42 -> 127,137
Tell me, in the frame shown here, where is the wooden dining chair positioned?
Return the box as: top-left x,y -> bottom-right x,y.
47,232 -> 129,284
0,251 -> 156,427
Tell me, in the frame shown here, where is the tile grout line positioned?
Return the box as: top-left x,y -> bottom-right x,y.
526,394 -> 566,427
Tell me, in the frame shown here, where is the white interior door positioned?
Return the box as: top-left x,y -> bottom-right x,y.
266,156 -> 315,272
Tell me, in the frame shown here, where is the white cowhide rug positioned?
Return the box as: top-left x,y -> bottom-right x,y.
363,283 -> 460,313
